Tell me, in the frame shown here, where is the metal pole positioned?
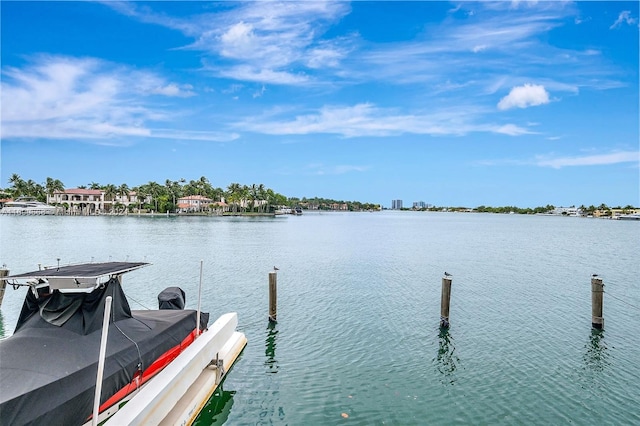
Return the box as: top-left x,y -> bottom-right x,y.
197,260 -> 203,336
92,296 -> 113,426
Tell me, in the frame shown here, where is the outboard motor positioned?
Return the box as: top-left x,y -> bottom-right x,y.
157,286 -> 186,310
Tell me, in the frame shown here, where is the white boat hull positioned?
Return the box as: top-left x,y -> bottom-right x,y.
104,312 -> 246,426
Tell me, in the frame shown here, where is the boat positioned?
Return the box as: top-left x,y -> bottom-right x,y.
617,214 -> 640,221
274,208 -> 292,215
274,207 -> 303,215
0,196 -> 59,215
0,261 -> 246,426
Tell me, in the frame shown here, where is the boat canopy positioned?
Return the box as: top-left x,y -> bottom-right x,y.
0,273 -> 204,426
2,261 -> 149,292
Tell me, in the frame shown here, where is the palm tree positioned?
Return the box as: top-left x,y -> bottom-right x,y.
165,180 -> 177,212
264,188 -> 276,213
131,186 -> 147,211
103,184 -> 117,212
240,185 -> 250,213
118,183 -> 130,200
24,179 -> 46,201
143,181 -> 163,212
89,182 -> 101,190
211,187 -> 224,203
44,177 -> 64,205
226,183 -> 241,213
8,174 -> 26,197
249,184 -> 259,212
198,176 -> 213,198
103,184 -> 117,201
257,184 -> 266,212
45,177 -> 64,198
116,184 -> 129,212
185,180 -> 199,196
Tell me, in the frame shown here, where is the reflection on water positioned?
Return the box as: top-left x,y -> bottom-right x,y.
265,321 -> 279,374
583,329 -> 609,373
193,384 -> 236,426
578,329 -> 610,392
2,213 -> 639,424
434,327 -> 460,385
257,322 -> 286,424
0,310 -> 4,339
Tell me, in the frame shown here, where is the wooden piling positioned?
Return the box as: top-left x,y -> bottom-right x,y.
268,271 -> 277,322
440,275 -> 452,328
591,276 -> 604,329
0,267 -> 9,308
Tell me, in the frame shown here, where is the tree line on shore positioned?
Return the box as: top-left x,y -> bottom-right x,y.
405,203 -> 637,215
2,174 -> 634,215
1,174 -> 380,213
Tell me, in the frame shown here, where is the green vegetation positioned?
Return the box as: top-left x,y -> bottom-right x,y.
408,203 -> 638,215
2,174 -> 635,215
1,174 -> 381,213
289,196 -> 380,212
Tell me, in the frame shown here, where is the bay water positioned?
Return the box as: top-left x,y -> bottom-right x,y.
1,212 -> 639,425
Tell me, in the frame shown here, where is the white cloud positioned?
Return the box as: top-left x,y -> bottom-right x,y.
253,85 -> 267,98
216,65 -> 310,85
120,1 -> 352,85
497,84 -> 550,110
0,55 -> 235,142
493,124 -> 534,136
151,129 -> 239,142
535,151 -> 639,168
234,103 -> 533,138
306,164 -> 370,175
150,83 -> 195,98
610,11 -> 637,29
106,0 -> 623,102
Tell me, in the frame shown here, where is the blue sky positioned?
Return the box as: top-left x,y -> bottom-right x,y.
1,1 -> 638,208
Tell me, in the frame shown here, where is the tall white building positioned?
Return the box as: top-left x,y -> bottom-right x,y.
392,199 -> 403,210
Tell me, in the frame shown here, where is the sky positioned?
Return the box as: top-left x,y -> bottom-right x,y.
1,1 -> 638,208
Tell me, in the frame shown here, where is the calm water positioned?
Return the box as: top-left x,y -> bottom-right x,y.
1,212 -> 639,425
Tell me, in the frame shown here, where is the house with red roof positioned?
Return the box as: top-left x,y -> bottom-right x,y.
47,189 -> 150,215
176,195 -> 222,213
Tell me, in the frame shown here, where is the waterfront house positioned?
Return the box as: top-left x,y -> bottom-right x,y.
177,195 -> 214,213
594,208 -> 640,218
329,203 -> 349,211
550,206 -> 582,216
47,189 -> 149,215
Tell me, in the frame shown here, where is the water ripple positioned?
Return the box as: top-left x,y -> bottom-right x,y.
1,213 -> 639,424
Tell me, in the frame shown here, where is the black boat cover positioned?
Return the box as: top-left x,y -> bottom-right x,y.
0,278 -> 206,426
158,286 -> 186,310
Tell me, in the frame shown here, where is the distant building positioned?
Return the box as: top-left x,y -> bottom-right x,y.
550,206 -> 581,216
329,203 -> 349,211
177,195 -> 214,212
48,188 -> 148,214
413,201 -> 426,209
392,199 -> 403,210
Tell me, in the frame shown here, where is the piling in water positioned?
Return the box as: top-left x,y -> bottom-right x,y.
0,268 -> 8,308
591,276 -> 604,329
440,275 -> 452,328
269,271 -> 277,323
